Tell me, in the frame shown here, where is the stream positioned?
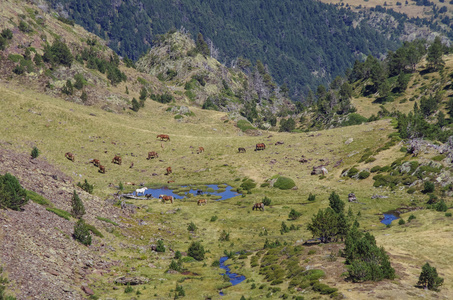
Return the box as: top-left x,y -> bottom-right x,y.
218,256 -> 246,296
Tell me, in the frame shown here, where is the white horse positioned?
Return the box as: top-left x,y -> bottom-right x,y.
135,187 -> 147,196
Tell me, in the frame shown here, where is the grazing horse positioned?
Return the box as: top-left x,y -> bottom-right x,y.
197,199 -> 207,206
65,152 -> 75,161
166,166 -> 172,175
252,202 -> 265,211
147,151 -> 158,159
90,159 -> 100,167
157,134 -> 170,141
255,143 -> 266,151
238,147 -> 246,153
159,195 -> 174,204
112,155 -> 122,165
197,147 -> 204,154
99,165 -> 106,173
135,187 -> 148,196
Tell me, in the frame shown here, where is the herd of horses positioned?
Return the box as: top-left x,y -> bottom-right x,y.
65,134 -> 268,209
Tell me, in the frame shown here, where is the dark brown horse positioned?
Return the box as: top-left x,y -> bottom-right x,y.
147,151 -> 158,159
166,166 -> 172,175
255,143 -> 266,151
252,202 -> 265,211
197,199 -> 207,206
112,155 -> 122,165
159,195 -> 174,204
90,159 -> 100,167
157,134 -> 170,141
65,152 -> 75,161
238,147 -> 246,153
98,165 -> 106,173
197,147 -> 204,154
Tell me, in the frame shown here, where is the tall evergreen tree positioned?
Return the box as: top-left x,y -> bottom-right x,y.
427,36 -> 445,70
329,191 -> 345,214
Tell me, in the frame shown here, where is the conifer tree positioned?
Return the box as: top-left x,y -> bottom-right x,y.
71,190 -> 85,219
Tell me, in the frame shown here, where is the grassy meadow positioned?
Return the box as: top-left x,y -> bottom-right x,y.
1,80 -> 452,299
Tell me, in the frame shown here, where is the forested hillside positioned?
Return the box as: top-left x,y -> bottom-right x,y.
44,0 -> 399,97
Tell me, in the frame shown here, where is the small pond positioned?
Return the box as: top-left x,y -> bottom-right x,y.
381,211 -> 400,225
133,184 -> 239,201
219,256 -> 246,296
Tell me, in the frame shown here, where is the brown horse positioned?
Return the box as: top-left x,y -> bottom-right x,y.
238,147 -> 246,153
255,143 -> 266,151
197,147 -> 204,154
157,134 -> 170,141
197,199 -> 207,206
252,202 -> 265,211
147,151 -> 158,159
99,165 -> 106,173
166,166 -> 172,175
112,155 -> 122,165
90,159 -> 100,167
65,152 -> 75,161
159,195 -> 174,204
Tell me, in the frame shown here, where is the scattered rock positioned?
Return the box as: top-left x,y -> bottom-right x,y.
114,276 -> 150,285
345,138 -> 353,145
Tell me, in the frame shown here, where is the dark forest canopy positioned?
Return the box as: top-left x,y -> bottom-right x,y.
47,0 -> 399,98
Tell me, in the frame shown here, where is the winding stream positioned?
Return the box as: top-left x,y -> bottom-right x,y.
218,256 -> 246,296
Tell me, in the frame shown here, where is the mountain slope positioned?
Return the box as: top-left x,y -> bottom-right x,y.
44,0 -> 400,97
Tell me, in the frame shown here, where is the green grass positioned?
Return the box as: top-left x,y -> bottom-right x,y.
27,190 -> 52,207
46,207 -> 71,220
96,216 -> 119,226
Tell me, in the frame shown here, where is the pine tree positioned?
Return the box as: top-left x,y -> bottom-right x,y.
0,173 -> 29,211
329,191 -> 345,214
73,219 -> 91,245
427,36 -> 445,70
71,190 -> 85,218
418,262 -> 443,291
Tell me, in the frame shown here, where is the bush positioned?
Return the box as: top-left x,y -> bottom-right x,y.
273,176 -> 295,190
422,181 -> 435,194
187,221 -> 198,232
347,167 -> 359,178
77,179 -> 94,194
358,171 -> 370,179
417,262 -> 443,291
262,196 -> 272,206
187,241 -> 205,261
288,209 -> 302,220
43,39 -> 74,67
73,219 -> 92,245
156,240 -> 165,252
71,190 -> 85,218
240,179 -> 256,191
408,214 -> 416,222
0,173 -> 29,211
445,212 -> 452,217
31,146 -> 39,159
398,219 -> 405,225
435,200 -> 447,212
210,215 -> 218,222
308,193 -> 316,202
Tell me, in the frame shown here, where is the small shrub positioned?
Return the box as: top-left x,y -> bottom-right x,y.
219,230 -> 230,241
71,190 -> 85,218
423,181 -> 435,194
398,219 -> 405,225
240,178 -> 257,191
358,171 -> 370,179
445,212 -> 452,217
408,214 -> 416,222
435,200 -> 447,212
31,146 -> 39,159
210,215 -> 218,222
211,260 -> 220,267
76,179 -> 94,194
262,196 -> 272,206
124,283 -> 133,293
187,221 -> 198,232
417,262 -> 444,291
288,209 -> 302,220
187,241 -> 205,261
273,176 -> 296,190
73,219 -> 92,245
347,167 -> 359,178
156,240 -> 165,252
